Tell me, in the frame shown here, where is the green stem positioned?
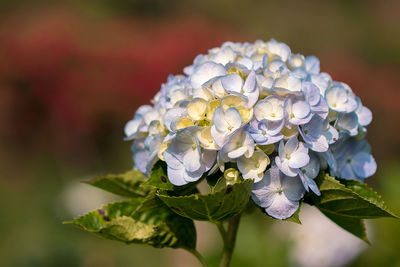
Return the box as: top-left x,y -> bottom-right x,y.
216,221 -> 228,246
184,248 -> 209,267
219,215 -> 241,267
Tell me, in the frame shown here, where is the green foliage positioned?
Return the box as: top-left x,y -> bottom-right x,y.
157,179 -> 254,222
305,172 -> 399,242
85,170 -> 149,197
65,196 -> 196,249
66,160 -> 399,266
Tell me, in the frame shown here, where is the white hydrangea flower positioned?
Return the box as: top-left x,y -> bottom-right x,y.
190,62 -> 226,89
163,127 -> 216,186
220,127 -> 255,161
325,83 -> 358,113
211,107 -> 242,147
275,136 -> 310,177
124,39 -> 376,219
220,70 -> 259,108
284,94 -> 313,125
251,162 -> 305,220
254,95 -> 285,122
237,150 -> 270,182
247,119 -> 284,145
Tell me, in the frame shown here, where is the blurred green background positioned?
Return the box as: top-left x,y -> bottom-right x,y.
0,0 -> 399,266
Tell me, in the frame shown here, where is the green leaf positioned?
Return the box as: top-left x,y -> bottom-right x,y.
309,173 -> 399,219
157,179 -> 254,222
65,197 -> 196,249
85,170 -> 149,197
305,172 -> 399,242
339,179 -> 399,218
206,171 -> 223,190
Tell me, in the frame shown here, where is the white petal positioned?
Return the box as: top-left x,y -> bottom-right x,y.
265,194 -> 299,220
190,62 -> 226,88
275,156 -> 298,177
167,166 -> 189,186
164,108 -> 187,132
183,148 -> 202,172
284,136 -> 299,155
224,107 -> 242,129
212,47 -> 236,65
227,146 -> 248,159
289,152 -> 310,169
304,56 -> 320,74
211,126 -> 229,147
266,39 -> 291,62
251,185 -> 276,209
302,82 -> 321,106
243,70 -> 257,93
202,150 -> 217,171
221,74 -> 243,93
212,108 -> 229,132
357,106 -> 372,126
292,99 -> 311,119
164,149 -> 183,170
245,89 -> 259,108
124,119 -> 143,139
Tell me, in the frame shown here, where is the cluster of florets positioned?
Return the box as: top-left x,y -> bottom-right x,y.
125,39 -> 377,219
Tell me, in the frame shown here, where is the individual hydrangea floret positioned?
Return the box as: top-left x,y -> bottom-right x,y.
124,39 -> 377,220
251,163 -> 305,220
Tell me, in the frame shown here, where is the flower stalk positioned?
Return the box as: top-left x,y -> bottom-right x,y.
219,215 -> 241,267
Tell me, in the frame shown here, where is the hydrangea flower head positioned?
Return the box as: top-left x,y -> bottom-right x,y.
125,39 -> 377,220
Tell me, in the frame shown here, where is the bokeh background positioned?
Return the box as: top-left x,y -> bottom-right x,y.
0,1 -> 399,266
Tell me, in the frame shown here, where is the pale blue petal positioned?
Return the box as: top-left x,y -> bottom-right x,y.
265,195 -> 299,220
167,167 -> 189,186
352,152 -> 377,179
251,185 -> 276,209
304,56 -> 320,74
301,152 -> 320,179
340,163 -> 356,180
281,175 -> 305,201
284,136 -> 299,155
302,82 -> 320,106
308,135 -> 329,152
275,156 -> 298,177
337,112 -> 359,136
